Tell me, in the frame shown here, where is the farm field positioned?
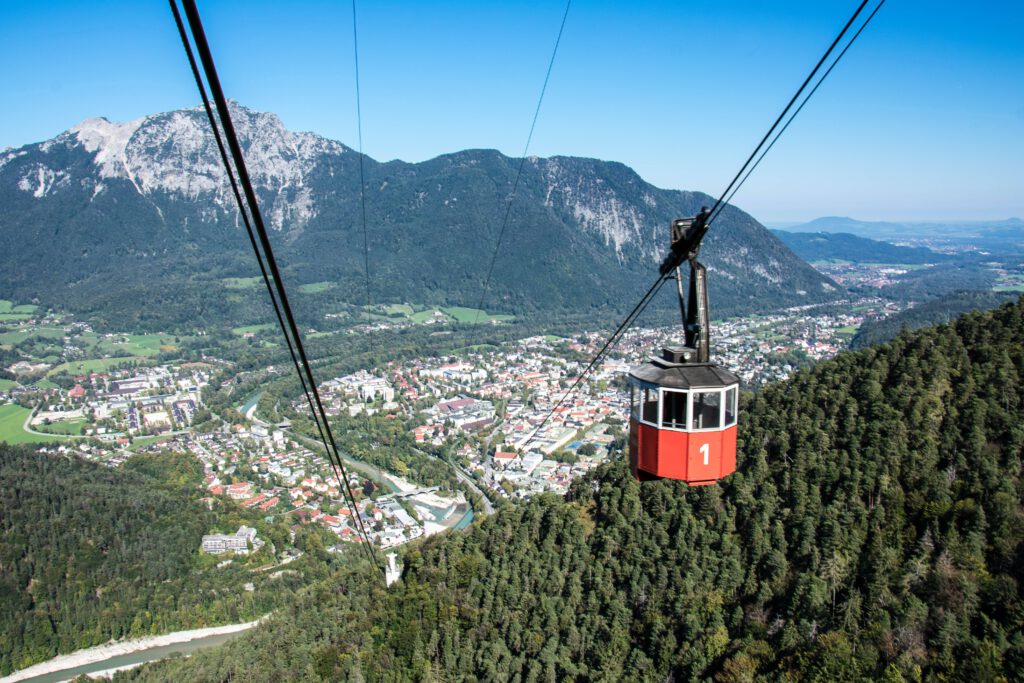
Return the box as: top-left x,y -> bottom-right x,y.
0,404 -> 61,444
298,281 -> 337,294
0,326 -> 65,347
442,306 -> 515,323
221,277 -> 262,290
367,303 -> 514,325
0,300 -> 39,322
232,323 -> 276,336
0,300 -> 38,314
35,418 -> 87,435
91,334 -> 178,357
410,309 -> 448,323
46,357 -> 150,377
381,303 -> 414,316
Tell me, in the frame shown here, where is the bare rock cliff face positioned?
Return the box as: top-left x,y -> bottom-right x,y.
0,103 -> 837,327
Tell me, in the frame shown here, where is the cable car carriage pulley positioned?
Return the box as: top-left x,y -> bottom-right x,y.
628,207 -> 740,484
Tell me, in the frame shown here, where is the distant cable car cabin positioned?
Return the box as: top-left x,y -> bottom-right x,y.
628,208 -> 740,484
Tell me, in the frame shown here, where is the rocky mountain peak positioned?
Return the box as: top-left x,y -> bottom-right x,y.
68,115 -> 146,179
14,103 -> 349,229
0,102 -> 839,328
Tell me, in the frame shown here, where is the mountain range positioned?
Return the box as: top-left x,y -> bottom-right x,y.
0,103 -> 837,330
776,216 -> 1024,247
771,230 -> 955,265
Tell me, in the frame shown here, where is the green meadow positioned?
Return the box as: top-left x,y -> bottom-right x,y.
46,357 -> 150,378
221,277 -> 262,290
360,303 -> 514,325
92,334 -> 178,357
35,418 -> 87,436
298,281 -> 337,294
0,404 -> 61,444
442,306 -> 515,323
0,326 -> 65,347
232,323 -> 276,336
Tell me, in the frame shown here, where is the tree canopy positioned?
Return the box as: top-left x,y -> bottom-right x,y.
118,298 -> 1024,681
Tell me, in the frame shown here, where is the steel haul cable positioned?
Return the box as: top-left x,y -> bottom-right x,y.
172,0 -> 383,577
352,0 -> 373,339
524,0 -> 884,451
167,2 -> 339,506
712,0 -> 887,226
705,0 -> 872,226
473,0 -> 573,327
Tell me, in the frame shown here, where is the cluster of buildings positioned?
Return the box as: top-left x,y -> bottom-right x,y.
7,296 -> 912,549
201,525 -> 263,555
144,423 -> 469,551
811,262 -> 924,289
316,299 -> 898,499
10,363 -> 212,440
423,396 -> 496,435
320,370 -> 398,416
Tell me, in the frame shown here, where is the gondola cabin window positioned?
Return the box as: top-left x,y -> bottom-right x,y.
691,390 -> 722,430
633,385 -> 659,425
724,386 -> 737,427
661,389 -> 688,429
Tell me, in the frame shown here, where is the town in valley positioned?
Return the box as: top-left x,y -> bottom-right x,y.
1,293 -> 901,558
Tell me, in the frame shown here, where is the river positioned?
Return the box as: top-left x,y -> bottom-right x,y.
452,507 -> 475,530
3,623 -> 259,683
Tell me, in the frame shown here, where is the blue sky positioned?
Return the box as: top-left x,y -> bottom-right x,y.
1,0 -> 1021,222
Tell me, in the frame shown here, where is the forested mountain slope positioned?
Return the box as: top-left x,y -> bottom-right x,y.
851,290 -> 1019,349
0,448 -> 321,677
120,298 -> 1024,681
771,229 -> 953,265
0,104 -> 836,330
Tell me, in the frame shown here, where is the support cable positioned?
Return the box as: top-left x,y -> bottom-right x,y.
473,0 -> 572,326
521,274 -> 668,450
351,0 -> 373,334
168,1 -> 336,485
523,0 -> 882,450
711,0 -> 886,227
173,0 -> 382,576
705,0 -> 870,225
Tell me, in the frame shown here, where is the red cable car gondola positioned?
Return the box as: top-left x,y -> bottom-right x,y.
628,208 -> 740,484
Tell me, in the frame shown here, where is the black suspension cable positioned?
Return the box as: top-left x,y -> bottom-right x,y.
173,0 -> 378,570
174,0 -> 382,575
705,0 -> 870,224
168,1 -> 337,491
711,0 -> 886,227
351,0 -> 373,334
523,0 -> 882,448
473,0 -> 572,326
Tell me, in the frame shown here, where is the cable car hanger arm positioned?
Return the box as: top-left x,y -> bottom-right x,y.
657,207 -> 712,364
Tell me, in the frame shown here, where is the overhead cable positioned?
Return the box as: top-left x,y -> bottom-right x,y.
171,0 -> 383,576
524,0 -> 883,450
712,0 -> 887,226
705,0 -> 871,226
473,0 -> 573,326
351,0 -> 373,334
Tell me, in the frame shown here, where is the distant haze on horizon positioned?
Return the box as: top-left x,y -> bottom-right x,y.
1,0 -> 1021,224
